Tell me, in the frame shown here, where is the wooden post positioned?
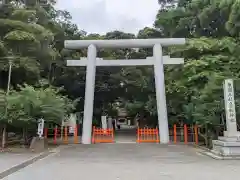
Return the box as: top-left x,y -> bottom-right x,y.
156,128 -> 160,143
137,128 -> 140,143
74,125 -> 78,144
91,126 -> 95,144
44,128 -> 48,138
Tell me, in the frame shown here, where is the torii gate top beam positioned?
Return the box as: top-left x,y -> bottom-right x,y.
64,38 -> 186,49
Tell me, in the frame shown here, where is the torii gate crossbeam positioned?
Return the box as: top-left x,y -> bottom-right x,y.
67,56 -> 184,66
65,38 -> 186,144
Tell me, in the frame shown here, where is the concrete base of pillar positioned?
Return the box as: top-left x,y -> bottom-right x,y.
201,136 -> 240,159
212,137 -> 240,155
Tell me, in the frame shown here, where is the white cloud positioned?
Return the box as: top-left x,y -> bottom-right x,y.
55,0 -> 159,34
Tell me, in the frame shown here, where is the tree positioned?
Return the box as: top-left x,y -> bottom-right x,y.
152,0 -> 240,146
1,0 -> 240,149
0,84 -> 78,146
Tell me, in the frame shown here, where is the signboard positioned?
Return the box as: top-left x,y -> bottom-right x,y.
37,118 -> 45,138
69,126 -> 74,134
223,79 -> 237,134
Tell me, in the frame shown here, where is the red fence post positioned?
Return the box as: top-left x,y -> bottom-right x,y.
173,124 -> 177,144
44,128 -> 48,138
156,128 -> 160,143
74,124 -> 78,144
92,126 -> 95,143
137,128 -> 139,143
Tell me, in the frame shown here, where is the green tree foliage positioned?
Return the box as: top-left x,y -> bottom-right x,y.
0,1 -> 78,146
5,85 -> 77,124
1,0 -> 240,148
153,0 -> 240,146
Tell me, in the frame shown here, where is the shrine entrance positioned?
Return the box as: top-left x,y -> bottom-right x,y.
65,38 -> 186,144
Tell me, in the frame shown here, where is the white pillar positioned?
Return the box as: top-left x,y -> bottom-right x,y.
153,44 -> 169,144
107,117 -> 113,128
82,44 -> 97,144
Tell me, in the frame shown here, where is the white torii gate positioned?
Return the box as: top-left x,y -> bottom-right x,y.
65,38 -> 186,144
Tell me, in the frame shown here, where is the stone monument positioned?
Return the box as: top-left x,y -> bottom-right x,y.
30,118 -> 48,152
211,79 -> 240,158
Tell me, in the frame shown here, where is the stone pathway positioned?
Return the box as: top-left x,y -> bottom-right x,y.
2,143 -> 240,180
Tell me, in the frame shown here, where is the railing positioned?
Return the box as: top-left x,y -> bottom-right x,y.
137,124 -> 199,144
91,126 -> 114,143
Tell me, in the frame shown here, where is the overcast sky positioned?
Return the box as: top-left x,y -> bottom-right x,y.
55,0 -> 159,35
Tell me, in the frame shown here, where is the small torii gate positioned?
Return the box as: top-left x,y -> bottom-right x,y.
65,38 -> 186,144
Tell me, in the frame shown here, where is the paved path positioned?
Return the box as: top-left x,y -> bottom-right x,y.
0,153 -> 36,174
115,128 -> 137,143
2,144 -> 240,180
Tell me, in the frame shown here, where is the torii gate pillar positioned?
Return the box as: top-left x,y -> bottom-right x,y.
153,44 -> 169,143
82,44 -> 97,144
65,38 -> 186,144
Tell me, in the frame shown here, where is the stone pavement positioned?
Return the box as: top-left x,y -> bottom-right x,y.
115,128 -> 137,143
2,143 -> 240,180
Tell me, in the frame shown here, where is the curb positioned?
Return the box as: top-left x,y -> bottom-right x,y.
190,144 -> 211,152
0,146 -> 62,179
191,144 -> 240,160
199,150 -> 240,160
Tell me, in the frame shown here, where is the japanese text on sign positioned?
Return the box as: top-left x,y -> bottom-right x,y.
225,80 -> 236,123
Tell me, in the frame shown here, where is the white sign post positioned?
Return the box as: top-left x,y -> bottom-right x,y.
101,116 -> 107,130
223,79 -> 238,137
37,118 -> 45,138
